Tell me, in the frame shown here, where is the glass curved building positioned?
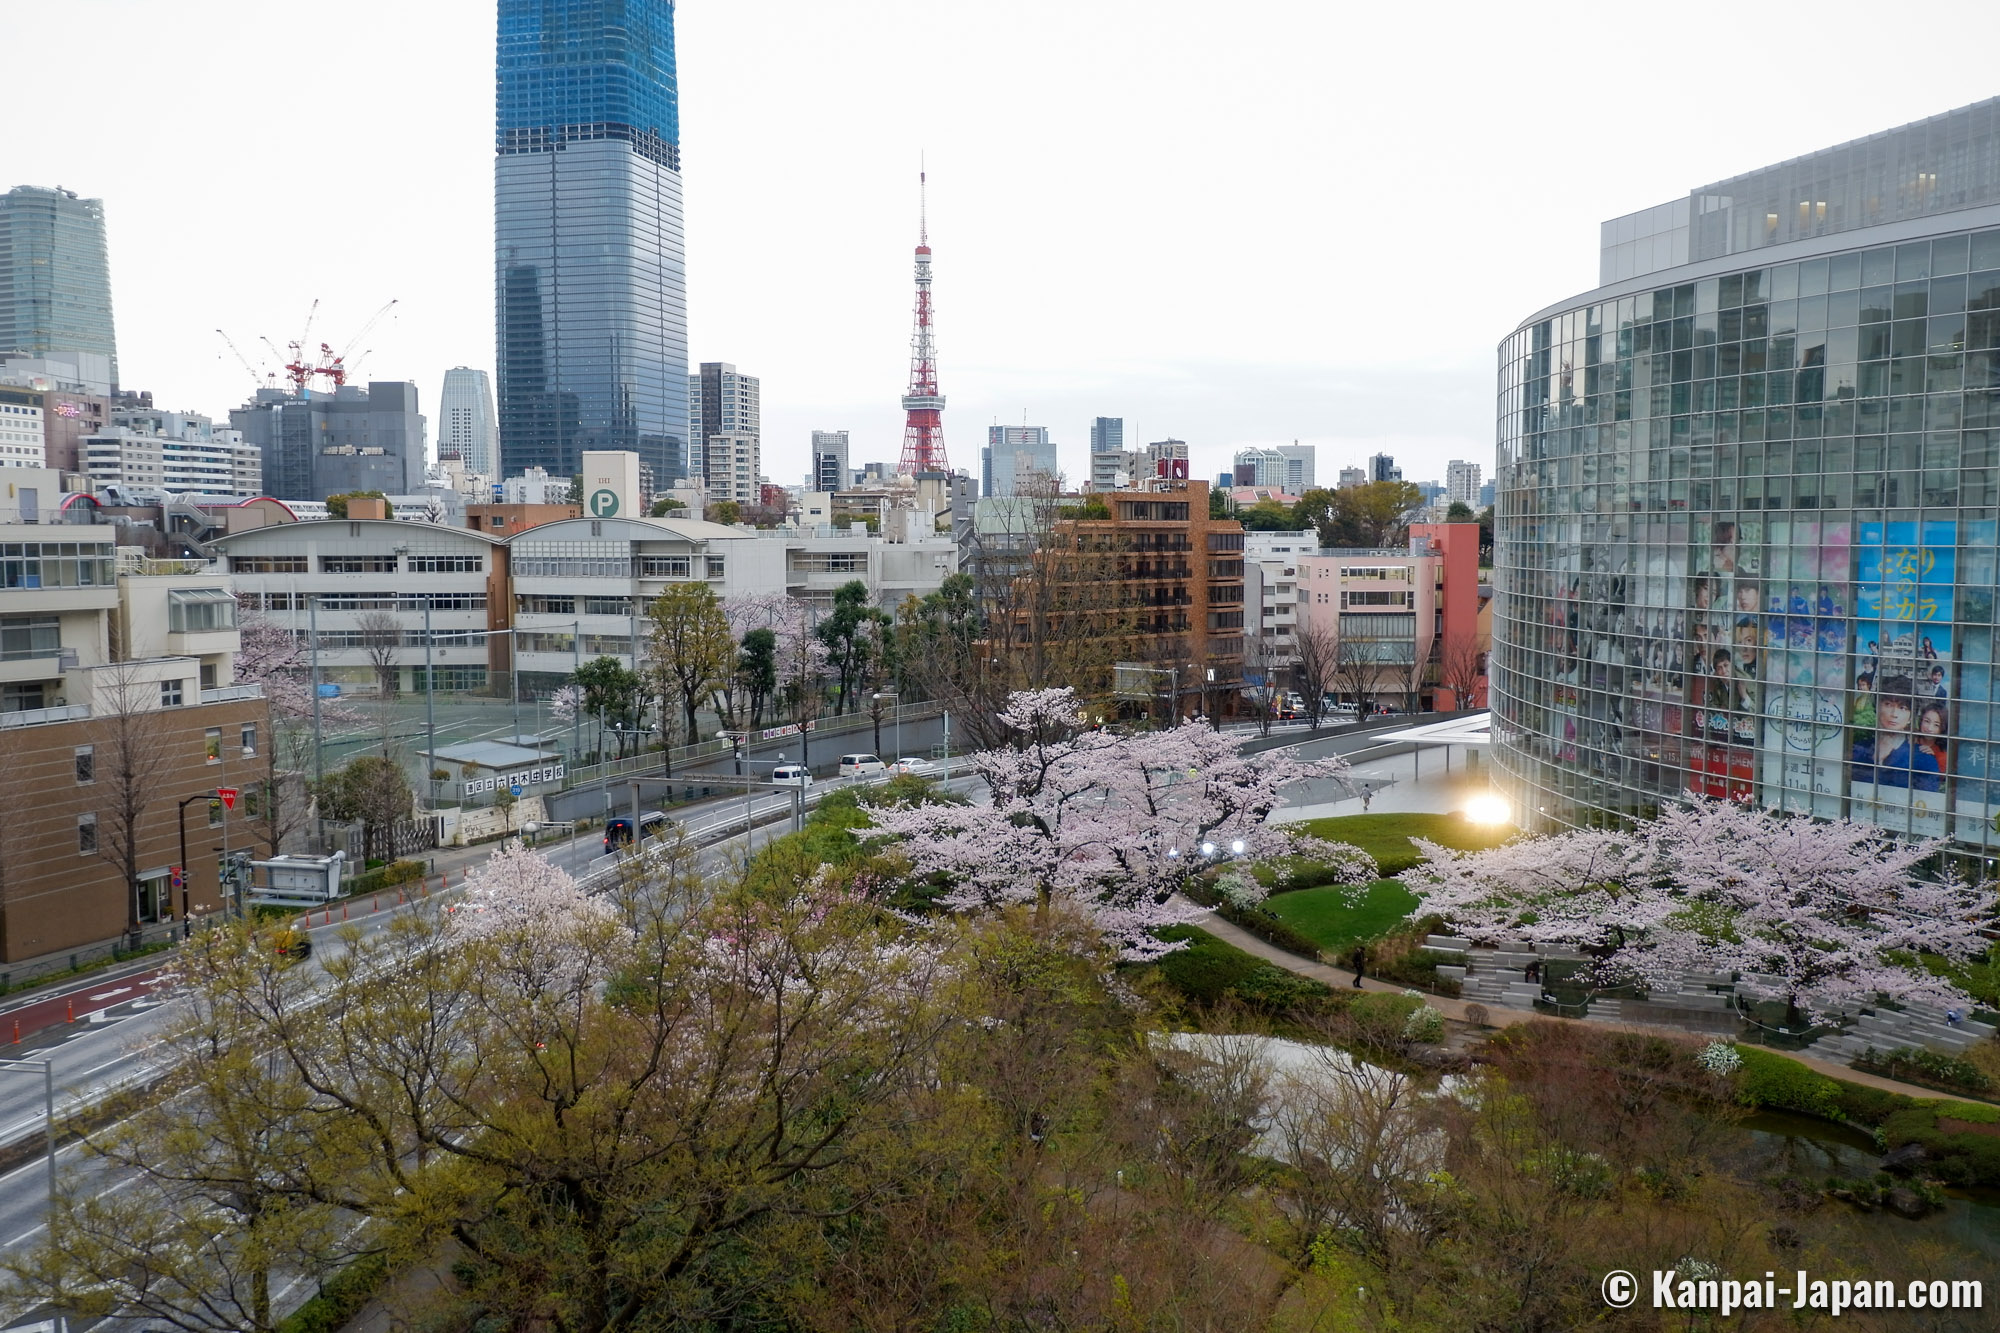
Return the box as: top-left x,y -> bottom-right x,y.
1493,98 -> 2000,859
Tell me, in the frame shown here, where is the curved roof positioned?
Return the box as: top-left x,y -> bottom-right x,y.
210,517 -> 507,547
506,514 -> 752,544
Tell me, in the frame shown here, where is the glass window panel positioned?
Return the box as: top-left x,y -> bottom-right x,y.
1896,242 -> 1932,283
1862,248 -> 1896,286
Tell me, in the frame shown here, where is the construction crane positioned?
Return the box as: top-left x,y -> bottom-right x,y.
274,298 -> 398,395
214,330 -> 275,391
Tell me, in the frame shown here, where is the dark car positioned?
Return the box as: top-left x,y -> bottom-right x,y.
604,810 -> 670,853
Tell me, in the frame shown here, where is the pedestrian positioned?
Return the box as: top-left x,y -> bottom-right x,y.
1350,945 -> 1366,987
1360,785 -> 1374,812
1946,1008 -> 1963,1027
1525,958 -> 1541,984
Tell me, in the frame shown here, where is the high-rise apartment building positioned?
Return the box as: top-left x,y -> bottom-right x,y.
1337,465 -> 1366,489
811,429 -> 850,491
1090,416 -> 1124,453
1369,452 -> 1402,483
438,368 -> 498,477
985,425 -> 1058,497
1445,459 -> 1482,509
704,434 -> 760,506
494,0 -> 688,490
689,362 -> 759,487
0,187 -> 118,393
84,403 -> 260,497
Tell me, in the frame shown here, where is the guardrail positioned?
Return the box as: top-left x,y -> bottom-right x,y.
560,700 -> 943,791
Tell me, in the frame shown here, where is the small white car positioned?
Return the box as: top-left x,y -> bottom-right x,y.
892,757 -> 940,776
769,764 -> 813,787
838,753 -> 888,778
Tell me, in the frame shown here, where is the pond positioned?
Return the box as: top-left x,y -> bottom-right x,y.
1730,1110 -> 2000,1259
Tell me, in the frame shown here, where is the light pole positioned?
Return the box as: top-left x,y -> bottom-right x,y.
0,1058 -> 56,1216
871,690 -> 898,760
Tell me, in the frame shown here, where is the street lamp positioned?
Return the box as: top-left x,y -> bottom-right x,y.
871,689 -> 899,761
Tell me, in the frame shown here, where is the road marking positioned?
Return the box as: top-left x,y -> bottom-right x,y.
86,988 -> 132,1002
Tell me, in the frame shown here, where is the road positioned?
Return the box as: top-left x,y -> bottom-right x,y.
0,717 -> 1435,1328
0,766 -> 983,1330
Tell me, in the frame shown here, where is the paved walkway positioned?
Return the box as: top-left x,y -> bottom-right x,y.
1191,909 -> 1986,1105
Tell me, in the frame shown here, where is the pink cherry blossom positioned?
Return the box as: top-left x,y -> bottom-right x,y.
871,687 -> 1370,960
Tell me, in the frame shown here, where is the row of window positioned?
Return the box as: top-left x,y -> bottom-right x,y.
230,554 -> 487,574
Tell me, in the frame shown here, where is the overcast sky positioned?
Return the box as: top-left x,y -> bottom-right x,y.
8,1 -> 1998,492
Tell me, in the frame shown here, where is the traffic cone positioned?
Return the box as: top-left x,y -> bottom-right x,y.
373,895 -> 379,913
341,902 -> 348,921
11,1020 -> 17,1044
324,907 -> 332,926
66,999 -> 73,1024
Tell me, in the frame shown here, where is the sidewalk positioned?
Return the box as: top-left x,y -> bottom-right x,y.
1191,909 -> 1982,1105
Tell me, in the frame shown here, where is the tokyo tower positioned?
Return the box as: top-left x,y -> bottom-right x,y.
897,170 -> 949,475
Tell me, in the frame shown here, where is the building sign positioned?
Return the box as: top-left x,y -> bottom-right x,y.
464,763 -> 565,797
589,488 -> 620,517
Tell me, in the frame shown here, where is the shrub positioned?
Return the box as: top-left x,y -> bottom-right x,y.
345,859 -> 426,897
1877,1105 -> 2000,1188
1215,902 -> 1325,960
1833,1083 -> 1915,1128
1403,1004 -> 1445,1044
1462,1002 -> 1490,1027
1734,1045 -> 1841,1119
1150,926 -> 1335,1015
1852,1045 -> 1995,1095
1695,1040 -> 1743,1076
276,1253 -> 389,1333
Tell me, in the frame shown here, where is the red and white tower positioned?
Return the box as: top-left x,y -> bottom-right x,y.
897,170 -> 949,475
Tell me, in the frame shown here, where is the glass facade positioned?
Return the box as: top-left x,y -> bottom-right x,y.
1494,220 -> 2000,859
496,0 -> 688,489
0,186 -> 118,386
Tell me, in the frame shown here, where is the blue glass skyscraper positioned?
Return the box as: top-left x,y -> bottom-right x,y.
495,0 -> 688,488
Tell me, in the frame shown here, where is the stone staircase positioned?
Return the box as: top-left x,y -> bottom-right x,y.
1796,1000 -> 1997,1063
1422,934 -> 1997,1061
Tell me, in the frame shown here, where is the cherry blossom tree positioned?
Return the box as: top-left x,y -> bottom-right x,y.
1406,799 -> 1996,1022
452,839 -> 619,996
870,687 -> 1373,959
233,612 -> 363,853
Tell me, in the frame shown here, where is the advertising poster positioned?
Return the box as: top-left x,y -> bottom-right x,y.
1850,520 -> 1952,836
1953,659 -> 1995,844
1758,519 -> 1850,815
1687,517 -> 1761,801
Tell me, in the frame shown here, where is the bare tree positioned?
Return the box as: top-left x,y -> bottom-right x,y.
1330,631 -> 1384,716
1292,622 -> 1339,731
1240,633 -> 1277,736
1437,630 -> 1487,711
354,611 -> 402,699
91,662 -> 171,948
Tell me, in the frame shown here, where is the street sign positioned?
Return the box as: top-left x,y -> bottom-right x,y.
169,865 -> 185,889
509,784 -> 523,798
216,787 -> 239,810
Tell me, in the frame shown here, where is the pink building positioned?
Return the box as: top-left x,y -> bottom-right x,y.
1296,522 -> 1486,711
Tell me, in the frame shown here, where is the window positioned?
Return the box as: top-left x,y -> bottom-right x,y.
77,813 -> 97,855
706,555 -> 725,578
207,798 -> 223,828
230,555 -> 307,574
639,555 -> 692,578
0,615 -> 59,661
168,589 -> 238,634
241,723 -> 257,756
205,728 -> 223,763
74,745 -> 93,784
321,555 -> 399,573
160,679 -> 184,707
405,554 -> 484,573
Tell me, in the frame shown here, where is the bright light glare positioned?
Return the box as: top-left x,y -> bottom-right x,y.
1464,793 -> 1512,825
1201,841 -> 1217,857
1230,839 -> 1246,855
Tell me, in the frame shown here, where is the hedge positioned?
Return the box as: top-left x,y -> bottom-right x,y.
344,860 -> 427,897
1150,926 -> 1336,1015
277,1252 -> 389,1333
1733,1044 -> 1842,1119
1852,1044 -> 1995,1096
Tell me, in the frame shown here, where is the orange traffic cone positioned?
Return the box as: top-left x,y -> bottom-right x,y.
341,902 -> 348,921
66,999 -> 73,1024
373,895 -> 379,913
11,1020 -> 18,1044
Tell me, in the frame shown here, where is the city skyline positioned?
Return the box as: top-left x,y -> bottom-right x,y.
6,2 -> 2000,494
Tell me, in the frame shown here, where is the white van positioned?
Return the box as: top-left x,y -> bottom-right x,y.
770,764 -> 813,787
838,753 -> 887,778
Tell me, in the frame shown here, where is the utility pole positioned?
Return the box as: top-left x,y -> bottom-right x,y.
309,593 -> 324,786
424,600 -> 437,807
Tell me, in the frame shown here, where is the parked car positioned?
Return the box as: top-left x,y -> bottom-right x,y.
892,757 -> 940,776
604,810 -> 671,853
770,764 -> 813,787
838,753 -> 888,778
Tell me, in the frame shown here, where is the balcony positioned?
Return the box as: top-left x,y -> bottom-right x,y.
200,683 -> 265,705
0,703 -> 91,730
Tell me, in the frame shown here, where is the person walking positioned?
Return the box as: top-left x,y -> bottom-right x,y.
1350,944 -> 1366,987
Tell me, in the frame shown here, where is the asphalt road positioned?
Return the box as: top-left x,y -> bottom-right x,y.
0,766 -> 981,1331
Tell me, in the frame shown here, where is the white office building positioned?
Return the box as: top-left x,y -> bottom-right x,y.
82,420 -> 261,497
0,399 -> 44,467
438,368 -> 498,478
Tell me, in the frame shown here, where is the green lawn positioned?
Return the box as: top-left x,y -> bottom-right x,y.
1264,878 -> 1421,953
1295,811 -> 1516,876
